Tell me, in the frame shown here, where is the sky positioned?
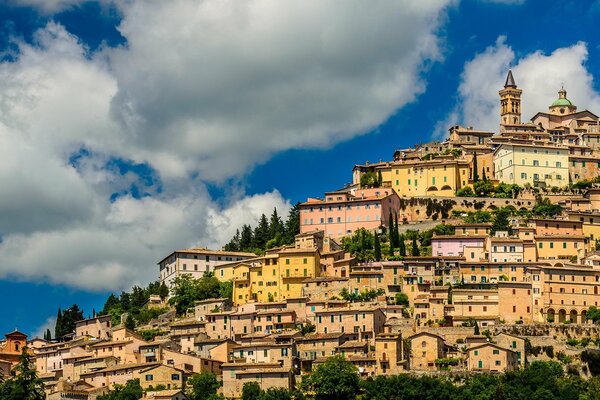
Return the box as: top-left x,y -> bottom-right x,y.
0,0 -> 599,337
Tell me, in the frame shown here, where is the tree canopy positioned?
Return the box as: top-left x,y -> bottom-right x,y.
301,355 -> 360,400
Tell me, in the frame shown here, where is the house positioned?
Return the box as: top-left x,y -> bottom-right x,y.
467,343 -> 518,372
408,332 -> 446,371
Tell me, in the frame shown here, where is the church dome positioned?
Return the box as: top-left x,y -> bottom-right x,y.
551,97 -> 573,107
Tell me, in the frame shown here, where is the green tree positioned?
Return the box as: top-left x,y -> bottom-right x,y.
125,314 -> 136,330
224,228 -> 241,251
188,372 -> 220,400
44,329 -> 51,341
282,203 -> 301,245
472,152 -> 479,182
474,321 -> 480,335
301,355 -> 360,400
586,306 -> 600,323
491,208 -> 512,235
393,213 -> 400,247
54,307 -> 62,340
411,237 -> 420,256
373,233 -> 382,261
394,292 -> 409,306
377,171 -> 383,188
398,234 -> 406,257
239,224 -> 254,251
0,347 -> 45,400
242,381 -> 263,400
261,388 -> 292,400
97,379 -> 143,400
269,208 -> 285,246
253,214 -> 271,249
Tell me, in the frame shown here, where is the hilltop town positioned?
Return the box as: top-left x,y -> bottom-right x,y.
4,71 -> 600,399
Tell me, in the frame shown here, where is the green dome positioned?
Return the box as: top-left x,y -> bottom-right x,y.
551,97 -> 573,107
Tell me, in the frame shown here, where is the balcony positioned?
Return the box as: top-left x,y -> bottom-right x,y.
282,272 -> 313,279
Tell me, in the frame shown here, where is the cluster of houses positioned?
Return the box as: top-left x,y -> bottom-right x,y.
3,71 -> 600,398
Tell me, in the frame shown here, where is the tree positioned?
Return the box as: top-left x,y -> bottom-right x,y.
0,347 -> 45,400
481,166 -> 487,182
393,213 -> 400,247
474,322 -> 480,335
239,224 -> 254,251
377,171 -> 383,188
373,233 -> 382,261
388,212 -> 395,257
125,314 -> 136,330
398,234 -> 406,257
395,292 -> 409,306
102,294 -> 120,315
283,203 -> 301,245
261,388 -> 292,400
491,208 -> 512,235
44,329 -> 51,341
54,308 -> 62,340
411,237 -> 420,256
97,379 -> 143,400
188,372 -> 220,400
242,382 -> 263,400
301,355 -> 360,400
586,306 -> 600,324
253,214 -> 271,249
269,208 -> 285,246
473,152 -> 479,182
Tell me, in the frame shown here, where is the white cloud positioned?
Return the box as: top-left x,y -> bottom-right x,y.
9,0 -> 87,13
31,316 -> 56,339
0,1 -> 454,290
436,36 -> 600,136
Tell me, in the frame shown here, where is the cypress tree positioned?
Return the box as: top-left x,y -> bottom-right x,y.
388,212 -> 394,244
374,233 -> 382,261
253,214 -> 270,249
54,308 -> 62,340
377,171 -> 383,187
393,213 -> 400,247
411,237 -> 420,256
45,329 -> 51,341
398,234 -> 406,257
481,167 -> 487,182
473,152 -> 479,182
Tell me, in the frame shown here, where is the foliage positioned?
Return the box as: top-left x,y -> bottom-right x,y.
342,228 -> 375,262
300,322 -> 316,336
243,382 -> 263,400
169,273 -> 233,316
188,372 -> 221,400
456,186 -> 475,197
0,348 -> 45,400
97,379 -> 143,400
360,171 -> 381,188
582,349 -> 600,376
394,292 -> 409,307
464,210 -> 492,223
54,304 -> 84,339
225,204 -> 300,252
301,355 -> 360,400
101,281 -> 169,327
373,233 -> 382,261
586,306 -> 600,324
491,207 -> 512,235
139,329 -> 166,341
340,288 -> 384,303
533,197 -> 563,218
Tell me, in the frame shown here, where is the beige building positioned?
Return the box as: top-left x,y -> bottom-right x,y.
75,316 -> 112,340
222,363 -> 292,399
159,248 -> 255,288
408,332 -> 446,371
467,343 -> 518,372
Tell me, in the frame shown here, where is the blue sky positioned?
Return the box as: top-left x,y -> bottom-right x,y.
0,0 -> 599,337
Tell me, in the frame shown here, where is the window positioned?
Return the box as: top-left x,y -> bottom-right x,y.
172,374 -> 180,380
145,374 -> 153,381
493,349 -> 499,355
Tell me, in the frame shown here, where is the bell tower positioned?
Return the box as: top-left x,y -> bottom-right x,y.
499,70 -> 522,129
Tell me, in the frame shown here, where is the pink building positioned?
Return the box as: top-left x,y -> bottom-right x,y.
299,188 -> 400,238
431,235 -> 486,257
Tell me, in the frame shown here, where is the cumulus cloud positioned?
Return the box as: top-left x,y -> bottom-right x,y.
436,36 -> 600,137
31,316 -> 56,338
0,1 -> 453,290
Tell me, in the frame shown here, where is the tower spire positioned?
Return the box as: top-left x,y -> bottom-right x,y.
504,70 -> 516,88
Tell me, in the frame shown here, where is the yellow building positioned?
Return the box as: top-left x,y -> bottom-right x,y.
390,156 -> 470,197
222,247 -> 321,306
493,142 -> 569,188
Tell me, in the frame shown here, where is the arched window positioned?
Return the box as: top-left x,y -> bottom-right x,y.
15,342 -> 20,352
